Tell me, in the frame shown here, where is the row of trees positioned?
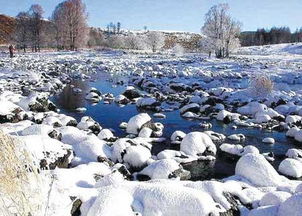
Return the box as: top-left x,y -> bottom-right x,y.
15,5 -> 46,52
88,30 -> 166,52
240,27 -> 302,46
106,22 -> 121,34
15,0 -> 88,52
13,1 -> 242,57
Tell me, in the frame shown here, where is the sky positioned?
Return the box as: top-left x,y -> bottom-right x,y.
1,0 -> 302,33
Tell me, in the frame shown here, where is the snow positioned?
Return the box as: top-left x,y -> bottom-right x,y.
220,143 -> 243,155
122,145 -> 152,169
3,46 -> 302,215
262,137 -> 275,144
0,99 -> 21,115
180,132 -> 217,156
259,191 -> 291,206
248,205 -> 279,216
15,134 -> 72,166
235,153 -> 285,187
171,130 -> 186,142
139,159 -> 180,179
111,138 -> 151,169
228,133 -> 246,142
85,186 -> 134,216
278,193 -> 302,216
98,129 -> 114,140
138,127 -> 153,138
278,158 -> 302,178
126,113 -> 151,134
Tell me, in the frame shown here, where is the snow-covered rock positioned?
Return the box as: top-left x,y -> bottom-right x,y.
235,153 -> 285,187
180,132 -> 217,156
278,158 -> 302,178
126,113 -> 151,135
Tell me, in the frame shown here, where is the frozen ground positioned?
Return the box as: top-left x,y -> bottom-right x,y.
1,44 -> 302,215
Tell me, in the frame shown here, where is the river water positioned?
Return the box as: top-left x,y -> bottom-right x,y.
51,73 -> 300,180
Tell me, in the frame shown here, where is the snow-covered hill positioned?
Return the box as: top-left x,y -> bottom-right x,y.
236,43 -> 302,55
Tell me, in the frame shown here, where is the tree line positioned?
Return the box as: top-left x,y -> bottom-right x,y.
14,0 -> 88,52
240,27 -> 302,46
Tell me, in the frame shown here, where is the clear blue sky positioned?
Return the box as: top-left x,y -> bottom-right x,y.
1,0 -> 302,33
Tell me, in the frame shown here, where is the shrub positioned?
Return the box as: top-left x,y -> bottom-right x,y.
249,74 -> 274,97
0,131 -> 44,216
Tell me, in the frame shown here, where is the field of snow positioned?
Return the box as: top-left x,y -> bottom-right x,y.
1,46 -> 302,216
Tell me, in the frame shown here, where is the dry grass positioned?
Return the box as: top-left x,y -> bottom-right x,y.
250,74 -> 274,97
0,130 -> 44,216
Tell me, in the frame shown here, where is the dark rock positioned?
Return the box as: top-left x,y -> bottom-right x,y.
123,88 -> 141,99
223,116 -> 232,124
204,97 -> 223,106
168,168 -> 191,180
48,130 -> 62,141
70,198 -> 82,216
97,156 -> 114,166
116,165 -> 132,180
66,119 -> 78,127
136,174 -> 151,181
48,149 -> 72,169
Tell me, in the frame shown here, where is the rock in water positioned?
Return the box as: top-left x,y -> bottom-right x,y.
235,153 -> 284,187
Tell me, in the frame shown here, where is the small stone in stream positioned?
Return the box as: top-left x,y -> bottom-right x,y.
199,122 -> 212,129
75,107 -> 86,113
262,137 -> 275,144
153,113 -> 166,119
223,115 -> 232,124
119,122 -> 128,129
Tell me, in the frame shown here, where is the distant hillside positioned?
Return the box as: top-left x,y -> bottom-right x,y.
235,42 -> 302,55
0,14 -> 16,44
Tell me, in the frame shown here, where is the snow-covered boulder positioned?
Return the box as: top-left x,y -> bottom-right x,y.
278,158 -> 302,178
237,102 -> 267,116
126,113 -> 151,135
278,193 -> 302,216
180,132 -> 217,156
136,97 -> 159,110
98,129 -> 115,141
138,127 -> 153,138
180,103 -> 200,114
259,191 -> 291,206
111,138 -> 151,169
139,159 -> 187,180
171,130 -> 186,143
77,116 -> 101,134
235,153 -> 284,187
228,134 -> 245,142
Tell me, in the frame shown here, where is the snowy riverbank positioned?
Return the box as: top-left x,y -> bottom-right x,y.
1,49 -> 302,215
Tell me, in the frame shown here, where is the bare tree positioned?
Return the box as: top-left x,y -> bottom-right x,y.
201,3 -> 241,58
52,0 -> 88,50
15,12 -> 30,52
147,31 -> 165,52
28,4 -> 44,52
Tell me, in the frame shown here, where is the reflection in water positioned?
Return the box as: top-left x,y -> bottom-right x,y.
51,77 -> 302,180
56,80 -> 89,110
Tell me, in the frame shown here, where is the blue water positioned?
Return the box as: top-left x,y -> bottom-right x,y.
51,74 -> 301,180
